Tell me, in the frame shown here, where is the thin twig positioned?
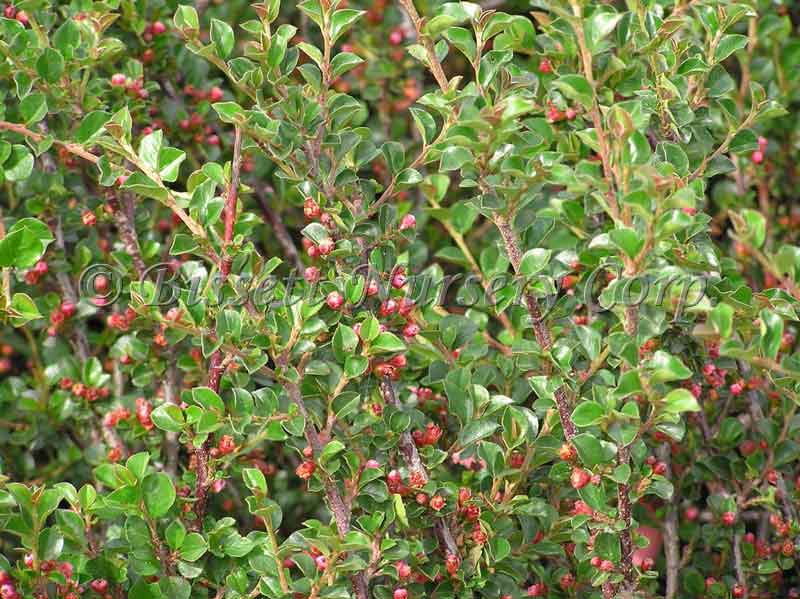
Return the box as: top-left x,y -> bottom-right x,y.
379,377 -> 460,559
194,126 -> 243,527
494,216 -> 576,440
657,444 -> 680,599
397,0 -> 449,92
283,379 -> 370,599
108,193 -> 147,278
0,120 -> 209,242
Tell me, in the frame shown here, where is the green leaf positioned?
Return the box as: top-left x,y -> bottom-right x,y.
36,48 -> 65,83
759,309 -> 784,360
394,493 -> 409,528
458,419 -> 499,448
410,108 -> 437,145
330,9 -> 365,44
739,209 -> 766,249
4,144 -> 34,182
217,309 -> 242,341
0,217 -> 54,268
192,387 -> 225,412
330,52 -> 364,79
142,473 -> 176,518
729,129 -> 759,155
571,401 -> 605,427
211,19 -> 235,58
715,34 -> 748,62
174,5 -> 200,32
19,93 -> 47,125
242,468 -> 267,494
587,11 -> 623,50
423,2 -> 476,36
76,111 -> 112,144
709,303 -> 734,338
150,404 -> 185,433
138,130 -> 163,171
9,293 -> 41,327
571,433 -> 607,467
179,533 -> 207,561
38,527 -> 64,560
595,532 -> 621,563
552,74 -> 593,108
319,439 -> 346,464
443,26 -> 476,62
370,332 -> 406,354
662,388 -> 700,414
519,248 -> 552,276
212,102 -> 245,124
344,355 -> 369,377
576,325 -> 601,360
609,227 -> 644,259
170,234 -> 199,255
158,147 -> 186,182
656,142 -> 689,176
440,147 -> 472,171
360,315 -> 380,342
645,351 -> 692,384
333,324 -> 359,363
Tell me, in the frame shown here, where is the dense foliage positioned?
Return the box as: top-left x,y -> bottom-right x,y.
1,0 -> 800,598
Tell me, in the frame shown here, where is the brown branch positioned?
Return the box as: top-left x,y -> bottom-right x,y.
221,126 -> 243,278
397,0 -> 449,92
379,378 -> 460,559
0,120 -> 209,243
194,126 -> 243,528
616,445 -> 635,590
0,120 -> 99,164
284,380 -> 370,599
107,193 -> 147,278
255,189 -> 304,272
657,444 -> 680,599
494,216 -> 576,440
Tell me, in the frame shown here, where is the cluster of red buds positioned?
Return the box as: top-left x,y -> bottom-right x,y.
110,73 -> 149,99
107,307 -> 137,331
59,378 -> 109,402
412,422 -> 442,447
296,460 -> 316,480
24,260 -> 49,285
135,397 -> 154,431
48,301 -> 76,336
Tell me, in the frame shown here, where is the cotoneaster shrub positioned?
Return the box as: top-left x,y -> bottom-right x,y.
0,1 -> 799,598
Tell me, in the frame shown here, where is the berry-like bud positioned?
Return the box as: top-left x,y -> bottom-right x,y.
399,214 -> 416,230
326,291 -> 344,310
402,322 -> 420,338
209,86 -> 224,101
570,467 -> 591,489
304,266 -> 320,283
559,443 -> 576,461
82,210 -> 97,226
